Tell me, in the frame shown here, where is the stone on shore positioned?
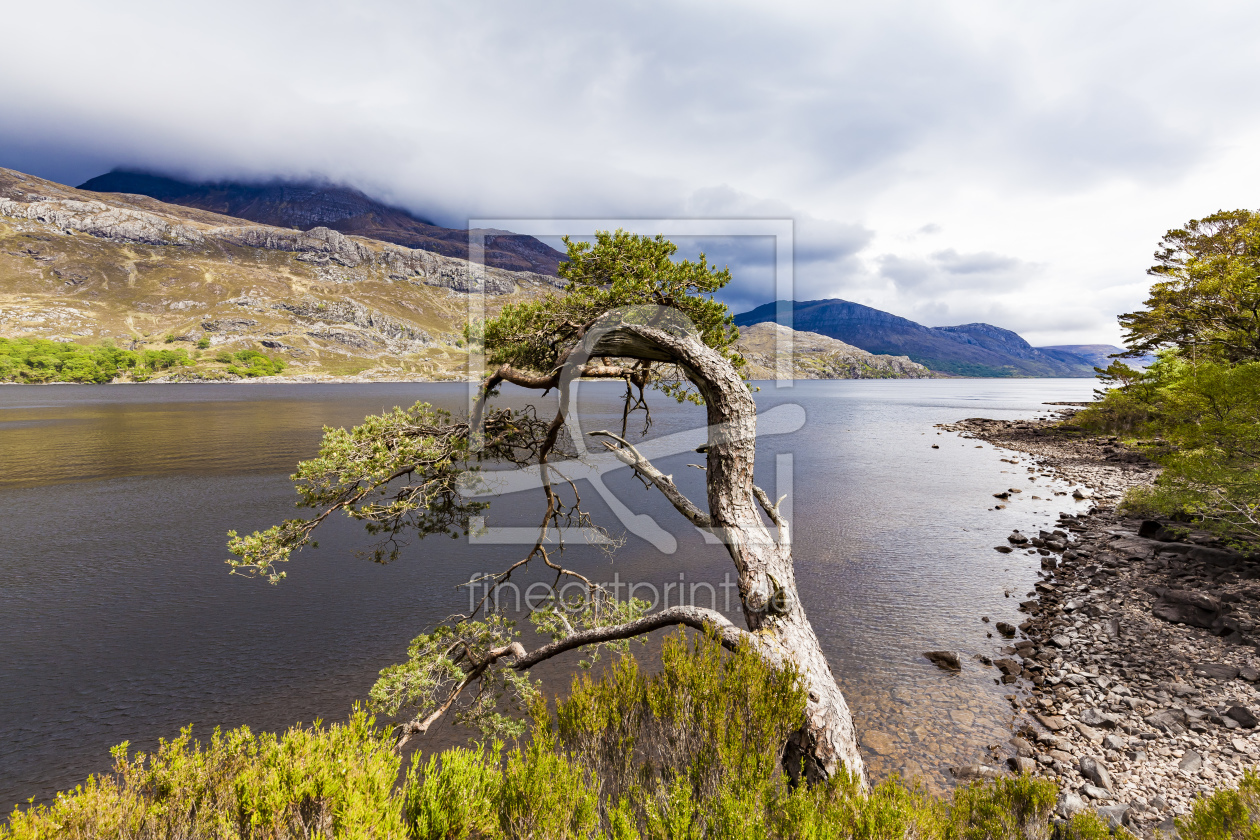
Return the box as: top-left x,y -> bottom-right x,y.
939,414 -> 1260,820
1227,706 -> 1258,728
949,764 -> 1005,781
1079,756 -> 1113,791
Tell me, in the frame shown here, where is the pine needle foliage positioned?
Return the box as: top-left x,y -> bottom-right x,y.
476,230 -> 744,377
226,401 -> 547,580
1120,209 -> 1260,365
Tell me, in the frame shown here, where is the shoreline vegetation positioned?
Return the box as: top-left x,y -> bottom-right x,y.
0,336 -> 286,384
0,323 -> 943,385
929,210 -> 1260,836
3,629 -> 1256,839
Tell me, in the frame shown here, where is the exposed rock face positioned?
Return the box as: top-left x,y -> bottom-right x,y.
0,179 -> 546,296
0,197 -> 207,247
734,322 -> 934,380
270,299 -> 431,347
77,169 -> 565,275
733,299 -> 1097,377
0,167 -> 562,380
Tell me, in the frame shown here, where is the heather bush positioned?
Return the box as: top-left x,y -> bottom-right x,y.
0,632 -> 1174,839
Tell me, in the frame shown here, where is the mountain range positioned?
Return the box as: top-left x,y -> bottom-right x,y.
2,165 -> 1125,380
78,170 -> 564,275
733,299 -> 1118,377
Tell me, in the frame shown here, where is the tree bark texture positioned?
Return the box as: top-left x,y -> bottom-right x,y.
586,322 -> 866,784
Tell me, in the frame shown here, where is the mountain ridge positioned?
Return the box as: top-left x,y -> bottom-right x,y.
2,166 -> 1103,382
78,170 -> 565,276
0,166 -> 561,380
733,298 -> 1097,377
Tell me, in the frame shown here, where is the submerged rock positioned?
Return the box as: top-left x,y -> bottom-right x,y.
924,650 -> 962,671
949,764 -> 1005,781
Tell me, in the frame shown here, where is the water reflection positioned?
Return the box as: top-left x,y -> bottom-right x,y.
0,379 -> 1096,806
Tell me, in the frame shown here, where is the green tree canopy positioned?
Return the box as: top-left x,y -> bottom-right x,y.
478,230 -> 743,388
1120,209 -> 1260,363
1084,209 -> 1260,545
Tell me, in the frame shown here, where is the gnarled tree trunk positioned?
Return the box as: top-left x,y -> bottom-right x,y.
587,321 -> 866,784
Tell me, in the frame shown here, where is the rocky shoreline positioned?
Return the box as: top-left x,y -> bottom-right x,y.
943,412 -> 1260,836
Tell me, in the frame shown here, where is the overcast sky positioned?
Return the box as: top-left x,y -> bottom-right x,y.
3,0 -> 1259,345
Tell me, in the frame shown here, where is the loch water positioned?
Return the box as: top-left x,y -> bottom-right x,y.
0,378 -> 1099,807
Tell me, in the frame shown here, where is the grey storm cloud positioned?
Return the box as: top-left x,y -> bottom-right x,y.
929,249 -> 1025,276
3,0 -> 1260,345
877,249 -> 1040,293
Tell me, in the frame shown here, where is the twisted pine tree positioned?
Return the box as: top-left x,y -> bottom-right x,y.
228,230 -> 865,784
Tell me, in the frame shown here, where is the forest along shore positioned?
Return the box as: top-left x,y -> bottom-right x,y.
940,412 -> 1260,836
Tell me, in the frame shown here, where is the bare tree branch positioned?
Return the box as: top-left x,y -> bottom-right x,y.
393,607 -> 752,747
588,429 -> 712,529
753,485 -> 791,548
512,605 -> 749,669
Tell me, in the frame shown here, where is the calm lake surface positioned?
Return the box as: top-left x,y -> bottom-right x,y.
0,378 -> 1098,806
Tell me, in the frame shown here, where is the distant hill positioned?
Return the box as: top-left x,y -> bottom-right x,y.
733,299 -> 1097,377
78,170 -> 564,275
735,323 -> 934,379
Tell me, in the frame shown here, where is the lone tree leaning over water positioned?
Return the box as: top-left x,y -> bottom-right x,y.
227,230 -> 865,785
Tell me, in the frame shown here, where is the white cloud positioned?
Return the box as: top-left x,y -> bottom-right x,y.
2,0 -> 1259,346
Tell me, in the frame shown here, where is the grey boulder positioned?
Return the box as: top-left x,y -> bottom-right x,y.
1079,756 -> 1113,791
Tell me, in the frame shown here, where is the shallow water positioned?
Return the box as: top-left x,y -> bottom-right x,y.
0,378 -> 1097,806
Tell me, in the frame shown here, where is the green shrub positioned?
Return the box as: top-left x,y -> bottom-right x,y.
2,711 -> 407,840
498,722 -> 600,840
140,348 -> 192,371
13,632 -> 1243,839
403,746 -> 501,839
0,337 -> 143,383
1176,769 -> 1260,840
948,774 -> 1058,839
553,629 -> 807,820
225,349 -> 287,378
1079,355 -> 1260,545
197,336 -> 211,350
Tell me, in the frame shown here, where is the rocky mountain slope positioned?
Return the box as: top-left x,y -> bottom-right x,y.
78,170 -> 564,275
734,322 -> 934,379
734,299 -> 1098,377
0,167 -> 560,380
